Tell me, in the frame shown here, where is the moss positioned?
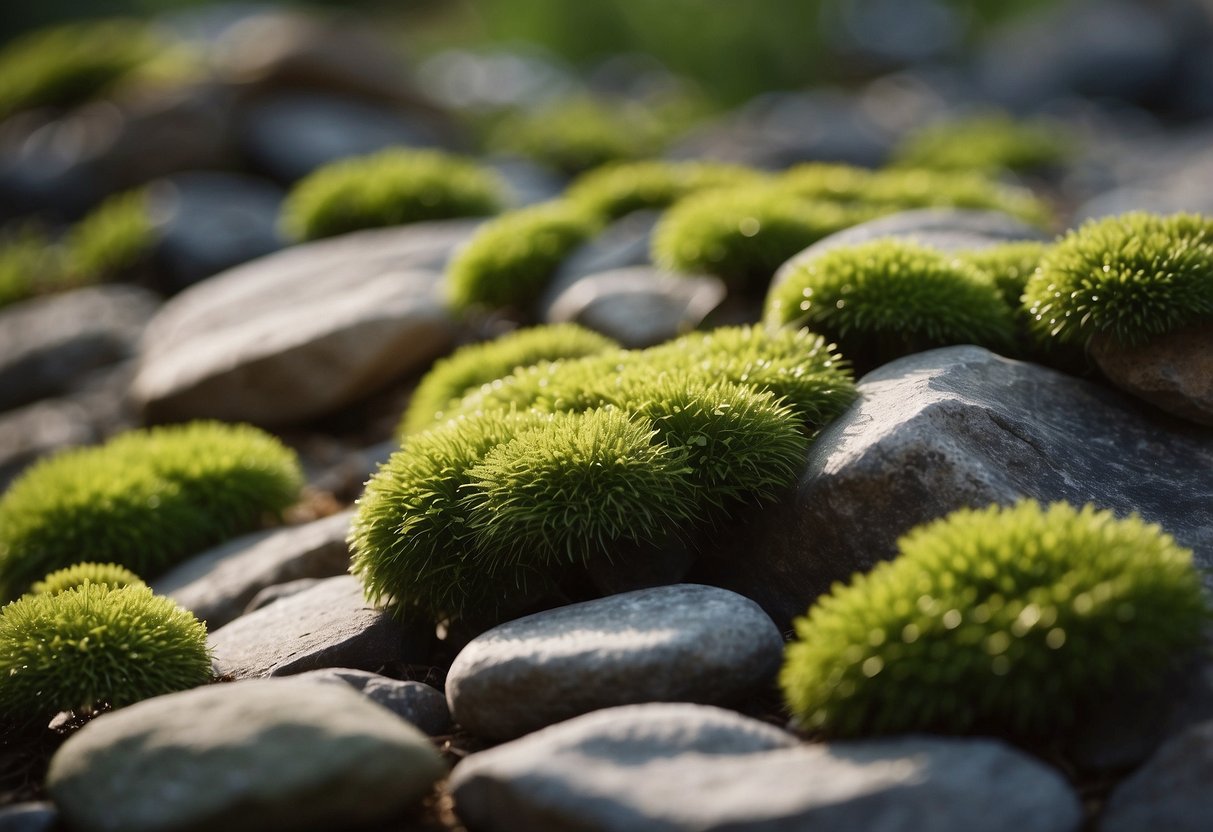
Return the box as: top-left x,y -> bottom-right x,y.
280,149 -> 504,242
764,239 -> 1016,368
956,241 -> 1048,310
65,189 -> 155,283
0,422 -> 303,600
0,584 -> 210,719
1023,212 -> 1213,348
400,324 -> 619,436
31,563 -> 146,596
566,160 -> 766,222
892,114 -> 1072,175
0,225 -> 65,309
780,501 -> 1208,738
445,201 -> 601,313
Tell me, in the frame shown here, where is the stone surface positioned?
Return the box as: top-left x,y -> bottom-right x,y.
245,578 -> 325,614
0,803 -> 57,832
544,267 -> 725,348
208,575 -> 431,678
1100,719 -> 1213,832
691,346 -> 1213,629
131,222 -> 478,426
46,679 -> 445,832
0,286 -> 158,413
292,669 -> 450,735
545,210 -> 660,300
153,511 -> 354,630
446,585 -> 784,741
451,703 -> 1081,832
1089,324 -> 1213,427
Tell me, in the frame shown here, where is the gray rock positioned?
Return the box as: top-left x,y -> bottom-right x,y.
488,156 -> 566,208
545,210 -> 660,301
153,511 -> 354,630
1089,324 -> 1213,427
305,438 -> 397,501
1100,719 -> 1213,832
451,703 -> 1081,832
292,669 -> 450,735
692,346 -> 1213,630
131,222 -> 477,426
208,574 -> 431,678
0,285 -> 158,413
244,578 -> 325,614
446,584 -> 784,741
0,803 -> 57,832
46,679 -> 446,832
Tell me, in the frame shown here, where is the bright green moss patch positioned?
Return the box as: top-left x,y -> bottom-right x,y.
0,225 -> 65,309
780,501 -> 1208,738
892,114 -> 1072,174
400,324 -> 619,435
65,188 -> 155,282
1024,212 -> 1213,348
31,563 -> 146,596
445,201 -> 601,312
281,149 -> 505,241
0,422 -> 304,600
956,241 -> 1048,309
0,584 -> 210,719
567,160 -> 766,222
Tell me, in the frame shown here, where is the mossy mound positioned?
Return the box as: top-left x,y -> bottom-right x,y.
1023,212 -> 1213,348
0,225 -> 66,309
567,160 -> 767,222
31,563 -> 146,596
780,501 -> 1208,738
0,584 -> 210,719
892,114 -> 1071,175
399,324 -> 619,436
65,188 -> 155,283
956,241 -> 1048,310
0,422 -> 303,600
281,149 -> 505,242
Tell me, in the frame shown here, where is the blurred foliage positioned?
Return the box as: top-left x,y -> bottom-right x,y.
892,114 -> 1073,174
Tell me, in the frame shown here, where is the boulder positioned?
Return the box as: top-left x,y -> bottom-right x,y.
1089,323 -> 1213,427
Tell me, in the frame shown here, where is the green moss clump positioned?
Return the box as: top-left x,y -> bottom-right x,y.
31,563 -> 146,596
65,189 -> 155,283
0,225 -> 65,309
956,241 -> 1048,310
0,422 -> 304,600
281,149 -> 504,242
1023,212 -> 1213,348
781,501 -> 1208,738
445,201 -> 601,312
567,160 -> 766,222
892,114 -> 1071,175
400,324 -> 619,436
765,240 -> 1016,368
0,584 -> 210,719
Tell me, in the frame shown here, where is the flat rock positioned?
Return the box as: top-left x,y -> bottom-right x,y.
692,346 -> 1213,629
292,669 -> 450,735
543,210 -> 660,304
1090,324 -> 1213,427
446,585 -> 784,741
131,222 -> 478,426
451,703 -> 1081,832
208,575 -> 431,678
0,803 -> 57,832
153,511 -> 354,630
245,578 -> 325,614
46,679 -> 445,832
1100,719 -> 1213,832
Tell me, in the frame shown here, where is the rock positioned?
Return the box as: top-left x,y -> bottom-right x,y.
1100,719 -> 1213,832
303,438 -> 396,501
488,156 -> 566,208
446,585 -> 784,741
46,679 -> 446,832
131,222 -> 477,426
1089,324 -> 1213,427
0,286 -> 158,413
544,267 -> 725,348
691,346 -> 1213,630
208,575 -> 432,678
450,703 -> 1081,832
546,210 -> 660,295
153,511 -> 354,630
292,669 -> 450,735
0,803 -> 57,832
244,578 -> 324,614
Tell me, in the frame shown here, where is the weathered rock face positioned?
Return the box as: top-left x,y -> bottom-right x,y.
292,668 -> 451,735
1089,324 -> 1213,427
46,679 -> 446,832
692,346 -> 1213,630
1099,719 -> 1213,832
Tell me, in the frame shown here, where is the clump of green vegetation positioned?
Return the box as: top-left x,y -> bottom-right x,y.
566,160 -> 767,222
31,563 -> 146,596
956,241 -> 1048,310
65,188 -> 155,283
0,422 -> 303,600
400,324 -> 619,436
765,239 -> 1016,368
1023,212 -> 1213,348
0,225 -> 65,309
892,114 -> 1072,175
281,149 -> 505,242
445,201 -> 601,312
780,501 -> 1207,737
0,584 -> 210,719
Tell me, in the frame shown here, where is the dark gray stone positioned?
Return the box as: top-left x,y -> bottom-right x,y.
1100,719 -> 1213,832
244,578 -> 324,614
0,803 -> 57,832
292,669 -> 451,735
545,210 -> 660,302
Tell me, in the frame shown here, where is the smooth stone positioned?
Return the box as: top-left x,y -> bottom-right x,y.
153,511 -> 353,630
451,703 -> 1081,832
46,679 -> 446,832
244,578 -> 325,614
0,285 -> 158,413
131,222 -> 476,426
691,346 -> 1213,630
544,210 -> 660,303
291,669 -> 450,735
544,266 -> 725,348
1100,719 -> 1213,832
208,575 -> 431,679
487,156 -> 566,208
446,585 -> 784,741
1089,324 -> 1213,427
305,438 -> 396,502
0,803 -> 57,832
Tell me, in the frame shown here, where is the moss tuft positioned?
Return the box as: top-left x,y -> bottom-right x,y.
31,563 -> 146,596
567,160 -> 766,222
0,225 -> 66,309
780,501 -> 1208,738
892,114 -> 1071,175
65,188 -> 155,282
